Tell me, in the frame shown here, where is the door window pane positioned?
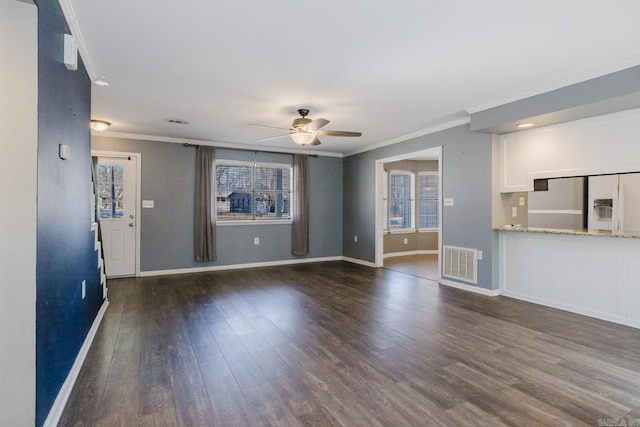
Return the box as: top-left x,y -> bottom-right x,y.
98,164 -> 124,219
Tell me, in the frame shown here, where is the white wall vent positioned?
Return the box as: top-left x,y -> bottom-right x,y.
443,246 -> 478,284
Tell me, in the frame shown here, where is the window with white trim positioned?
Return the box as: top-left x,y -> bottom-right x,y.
389,170 -> 415,230
418,172 -> 439,229
216,161 -> 291,221
383,169 -> 439,231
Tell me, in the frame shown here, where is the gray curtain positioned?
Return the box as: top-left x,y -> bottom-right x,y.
194,146 -> 217,261
291,154 -> 309,256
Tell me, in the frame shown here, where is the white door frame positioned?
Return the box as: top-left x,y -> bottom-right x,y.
375,146 -> 443,277
92,150 -> 142,277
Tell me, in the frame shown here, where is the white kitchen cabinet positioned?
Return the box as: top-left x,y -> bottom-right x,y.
500,108 -> 640,192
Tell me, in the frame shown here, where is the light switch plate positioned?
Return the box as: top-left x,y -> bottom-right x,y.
512,206 -> 518,217
59,144 -> 70,160
519,197 -> 525,206
444,198 -> 454,206
142,200 -> 154,208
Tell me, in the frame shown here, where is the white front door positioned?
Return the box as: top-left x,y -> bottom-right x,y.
97,156 -> 137,277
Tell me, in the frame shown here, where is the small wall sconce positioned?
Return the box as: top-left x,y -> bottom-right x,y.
90,120 -> 111,132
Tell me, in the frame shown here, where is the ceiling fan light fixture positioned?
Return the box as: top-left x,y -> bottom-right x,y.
90,119 -> 111,132
290,131 -> 316,146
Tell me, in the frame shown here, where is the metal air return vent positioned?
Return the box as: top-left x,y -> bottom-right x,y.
443,246 -> 478,284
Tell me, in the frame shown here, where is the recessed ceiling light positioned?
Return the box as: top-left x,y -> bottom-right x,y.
94,79 -> 109,86
517,123 -> 534,129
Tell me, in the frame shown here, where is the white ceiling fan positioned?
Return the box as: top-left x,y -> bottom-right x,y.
250,109 -> 362,146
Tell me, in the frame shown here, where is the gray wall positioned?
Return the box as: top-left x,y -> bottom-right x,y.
92,136 -> 343,272
344,123 -> 494,289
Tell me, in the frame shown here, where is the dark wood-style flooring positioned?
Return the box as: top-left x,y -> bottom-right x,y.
384,254 -> 439,281
60,261 -> 640,426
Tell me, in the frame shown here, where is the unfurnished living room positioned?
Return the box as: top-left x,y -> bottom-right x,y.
3,1 -> 640,426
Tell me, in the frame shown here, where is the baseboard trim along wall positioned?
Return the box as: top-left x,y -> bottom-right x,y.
501,290 -> 640,330
44,299 -> 109,427
439,279 -> 501,297
139,256 -> 345,277
341,257 -> 377,268
383,250 -> 438,259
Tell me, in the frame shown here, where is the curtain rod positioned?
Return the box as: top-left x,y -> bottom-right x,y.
182,143 -> 318,158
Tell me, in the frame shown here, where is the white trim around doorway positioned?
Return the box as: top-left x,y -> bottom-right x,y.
375,146 -> 443,281
92,150 -> 142,277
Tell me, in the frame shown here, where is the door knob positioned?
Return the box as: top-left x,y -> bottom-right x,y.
129,223 -> 135,227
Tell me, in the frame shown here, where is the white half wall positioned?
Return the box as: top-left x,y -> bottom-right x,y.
0,1 -> 38,424
500,230 -> 640,329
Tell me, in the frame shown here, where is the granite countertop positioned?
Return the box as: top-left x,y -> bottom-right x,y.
493,225 -> 640,239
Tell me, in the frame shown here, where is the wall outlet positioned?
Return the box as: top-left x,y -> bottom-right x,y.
81,280 -> 86,299
519,196 -> 525,206
254,237 -> 259,245
354,235 -> 358,243
512,206 -> 518,217
403,238 -> 408,245
477,250 -> 483,260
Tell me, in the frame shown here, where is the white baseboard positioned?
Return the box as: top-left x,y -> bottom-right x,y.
383,250 -> 438,259
44,299 -> 109,427
501,290 -> 640,330
342,257 -> 377,268
138,256 -> 345,277
439,279 -> 501,297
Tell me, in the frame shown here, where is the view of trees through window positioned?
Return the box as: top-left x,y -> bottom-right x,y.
98,164 -> 124,219
216,162 -> 291,221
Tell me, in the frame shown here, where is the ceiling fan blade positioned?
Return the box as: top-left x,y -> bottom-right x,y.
249,123 -> 290,131
310,137 -> 321,146
316,130 -> 362,137
259,134 -> 291,142
304,118 -> 329,131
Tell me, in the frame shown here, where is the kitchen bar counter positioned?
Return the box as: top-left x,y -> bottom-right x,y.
497,227 -> 640,329
494,225 -> 640,239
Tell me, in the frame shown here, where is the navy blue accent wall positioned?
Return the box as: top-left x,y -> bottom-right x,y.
35,1 -> 103,425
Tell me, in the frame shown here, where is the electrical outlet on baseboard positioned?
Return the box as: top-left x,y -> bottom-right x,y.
477,251 -> 483,260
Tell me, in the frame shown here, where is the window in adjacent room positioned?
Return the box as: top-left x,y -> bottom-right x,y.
216,161 -> 291,221
389,170 -> 415,230
418,172 -> 439,229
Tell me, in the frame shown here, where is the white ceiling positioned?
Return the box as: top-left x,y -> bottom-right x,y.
65,0 -> 640,156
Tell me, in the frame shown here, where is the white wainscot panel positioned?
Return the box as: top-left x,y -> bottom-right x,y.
500,231 -> 640,328
500,109 -> 640,192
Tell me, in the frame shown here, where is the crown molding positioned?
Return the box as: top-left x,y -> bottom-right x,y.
465,55 -> 640,115
92,131 -> 345,158
58,0 -> 96,80
344,116 -> 471,157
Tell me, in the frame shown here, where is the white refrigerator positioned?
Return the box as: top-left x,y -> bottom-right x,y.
588,173 -> 640,233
